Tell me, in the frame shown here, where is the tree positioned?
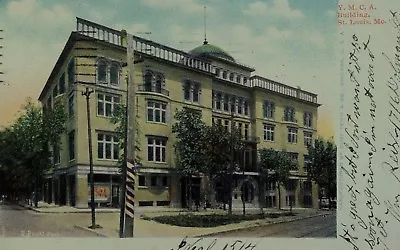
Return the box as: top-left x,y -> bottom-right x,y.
259,148 -> 296,210
306,138 -> 337,208
0,98 -> 66,206
202,122 -> 244,215
172,108 -> 207,210
110,104 -> 142,170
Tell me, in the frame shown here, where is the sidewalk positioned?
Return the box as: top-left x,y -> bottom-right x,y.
74,208 -> 332,238
17,201 -> 332,237
18,201 -> 120,213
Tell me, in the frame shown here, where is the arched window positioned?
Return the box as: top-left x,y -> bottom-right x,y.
97,59 -> 107,83
144,70 -> 153,91
155,74 -> 163,93
110,63 -> 119,86
183,80 -> 191,100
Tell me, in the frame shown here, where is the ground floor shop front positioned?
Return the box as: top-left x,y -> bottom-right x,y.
42,165 -> 319,209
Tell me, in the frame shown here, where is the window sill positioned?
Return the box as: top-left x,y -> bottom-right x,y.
97,158 -> 119,162
263,139 -> 275,143
146,121 -> 168,126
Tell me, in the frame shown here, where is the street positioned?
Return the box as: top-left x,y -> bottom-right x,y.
210,211 -> 336,238
0,202 -> 101,237
0,200 -> 336,238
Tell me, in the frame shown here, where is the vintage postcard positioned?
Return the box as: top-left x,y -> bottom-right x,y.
0,0 -> 398,249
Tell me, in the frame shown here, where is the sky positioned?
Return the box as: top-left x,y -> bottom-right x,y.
0,0 -> 338,138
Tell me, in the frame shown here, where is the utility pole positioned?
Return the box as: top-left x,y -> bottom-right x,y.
82,87 -> 98,229
242,147 -> 245,216
119,31 -> 136,238
228,111 -> 234,215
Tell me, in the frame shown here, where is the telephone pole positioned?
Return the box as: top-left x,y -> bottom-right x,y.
82,87 -> 98,229
119,31 -> 137,238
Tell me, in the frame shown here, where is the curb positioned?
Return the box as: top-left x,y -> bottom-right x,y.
73,225 -> 109,238
194,212 -> 331,237
17,203 -> 120,214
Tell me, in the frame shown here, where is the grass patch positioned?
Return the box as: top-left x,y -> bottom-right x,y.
142,212 -> 296,228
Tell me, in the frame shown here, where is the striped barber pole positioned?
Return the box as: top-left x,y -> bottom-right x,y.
125,162 -> 135,218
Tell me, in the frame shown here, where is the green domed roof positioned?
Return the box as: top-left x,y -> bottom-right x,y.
189,40 -> 235,62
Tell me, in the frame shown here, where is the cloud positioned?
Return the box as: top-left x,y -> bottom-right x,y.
7,0 -> 36,19
243,0 -> 304,20
305,31 -> 326,47
7,0 -> 74,29
140,0 -> 208,14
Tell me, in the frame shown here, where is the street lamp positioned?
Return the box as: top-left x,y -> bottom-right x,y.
82,87 -> 99,229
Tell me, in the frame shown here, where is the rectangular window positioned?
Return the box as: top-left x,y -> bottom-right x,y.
97,133 -> 119,160
215,93 -> 222,110
229,73 -> 234,81
147,137 -> 167,163
223,94 -> 229,111
288,152 -> 298,170
304,112 -> 313,128
193,83 -> 200,103
237,123 -> 243,137
67,58 -> 75,86
224,120 -> 229,131
59,73 -> 65,94
244,124 -> 249,140
263,124 -> 275,141
237,98 -> 243,114
263,101 -> 274,119
304,131 -> 313,147
97,93 -> 120,117
288,127 -> 297,143
68,93 -> 74,117
284,106 -> 296,122
147,100 -> 167,123
138,176 -> 146,186
68,130 -> 75,160
230,97 -> 236,113
223,71 -> 227,79
244,101 -> 249,116
304,155 -> 312,172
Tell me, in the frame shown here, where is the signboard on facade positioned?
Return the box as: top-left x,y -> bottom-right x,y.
88,184 -> 110,202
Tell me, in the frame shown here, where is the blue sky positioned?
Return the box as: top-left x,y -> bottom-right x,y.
0,0 -> 338,137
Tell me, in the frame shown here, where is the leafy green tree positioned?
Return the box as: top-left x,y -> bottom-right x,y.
172,108 -> 207,210
306,138 -> 337,208
110,104 -> 142,170
0,98 -> 66,206
259,148 -> 296,209
202,122 -> 244,215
